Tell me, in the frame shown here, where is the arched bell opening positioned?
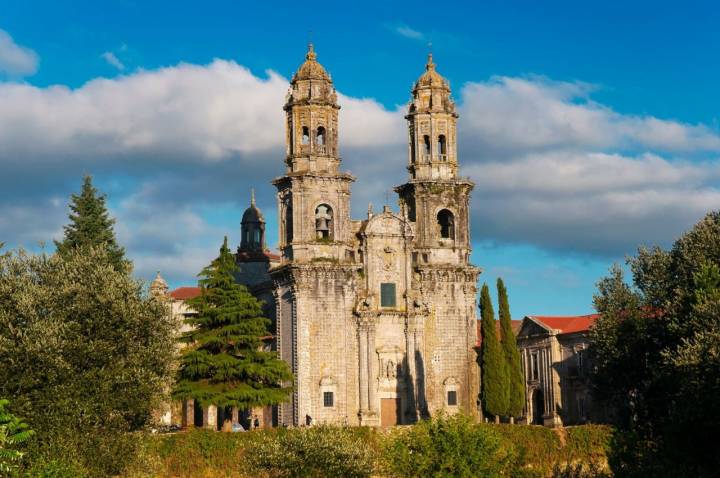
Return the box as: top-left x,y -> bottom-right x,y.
315,204 -> 334,240
437,209 -> 455,240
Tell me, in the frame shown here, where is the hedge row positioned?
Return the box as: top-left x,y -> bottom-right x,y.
122,416 -> 612,478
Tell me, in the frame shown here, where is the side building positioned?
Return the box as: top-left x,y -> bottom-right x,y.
516,314 -> 605,427
153,197 -> 281,430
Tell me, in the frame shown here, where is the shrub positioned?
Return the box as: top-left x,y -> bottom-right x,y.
24,459 -> 88,478
551,463 -> 611,478
382,414 -> 516,478
248,425 -> 378,478
0,399 -> 34,475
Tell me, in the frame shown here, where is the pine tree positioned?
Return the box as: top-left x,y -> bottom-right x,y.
480,283 -> 508,422
173,237 -> 293,411
55,175 -> 128,271
498,278 -> 525,421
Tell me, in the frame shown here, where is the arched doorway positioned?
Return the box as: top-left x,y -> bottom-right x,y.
532,389 -> 544,425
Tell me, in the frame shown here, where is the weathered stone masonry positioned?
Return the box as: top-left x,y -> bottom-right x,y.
271,45 -> 481,427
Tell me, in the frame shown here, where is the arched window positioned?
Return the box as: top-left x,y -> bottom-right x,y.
316,126 -> 326,145
315,204 -> 333,240
301,126 -> 310,145
438,135 -> 447,157
423,135 -> 431,157
437,209 -> 455,239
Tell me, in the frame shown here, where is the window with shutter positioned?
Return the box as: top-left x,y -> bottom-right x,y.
380,283 -> 396,307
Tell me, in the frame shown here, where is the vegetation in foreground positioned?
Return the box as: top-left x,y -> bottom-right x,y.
0,177 -> 176,476
590,211 -> 720,477
125,415 -> 612,478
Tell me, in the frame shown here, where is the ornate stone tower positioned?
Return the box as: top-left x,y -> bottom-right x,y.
272,45 -> 359,427
274,44 -> 356,264
395,54 -> 480,416
396,53 -> 474,267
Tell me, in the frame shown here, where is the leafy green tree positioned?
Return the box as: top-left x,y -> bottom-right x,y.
173,237 -> 293,411
0,399 -> 34,475
55,175 -> 128,271
0,247 -> 175,476
480,283 -> 508,421
497,278 -> 524,420
590,211 -> 720,477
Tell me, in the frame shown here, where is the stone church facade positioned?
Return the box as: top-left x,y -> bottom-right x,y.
270,45 -> 480,427
156,45 -> 481,429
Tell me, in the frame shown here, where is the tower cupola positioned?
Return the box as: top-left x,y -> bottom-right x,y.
283,44 -> 340,174
240,190 -> 265,251
405,53 -> 458,180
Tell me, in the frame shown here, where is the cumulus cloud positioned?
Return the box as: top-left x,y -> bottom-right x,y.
0,59 -> 718,286
459,77 -> 720,156
101,51 -> 125,71
465,152 -> 720,254
0,29 -> 39,77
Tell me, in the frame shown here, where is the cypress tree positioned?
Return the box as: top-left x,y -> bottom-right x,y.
55,175 -> 128,271
480,283 -> 508,422
498,278 -> 525,421
173,237 -> 293,411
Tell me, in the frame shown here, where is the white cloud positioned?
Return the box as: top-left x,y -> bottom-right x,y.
101,51 -> 125,71
0,59 -> 719,287
0,29 -> 38,77
465,152 -> 720,254
0,60 -> 288,161
459,77 -> 720,156
395,24 -> 424,40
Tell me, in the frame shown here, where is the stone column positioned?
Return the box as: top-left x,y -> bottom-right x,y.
367,324 -> 376,413
203,405 -> 217,430
358,324 -> 369,413
406,321 -> 417,415
231,407 -> 239,425
182,399 -> 195,428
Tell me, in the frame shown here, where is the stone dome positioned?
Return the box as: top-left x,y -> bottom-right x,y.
242,204 -> 264,223
242,190 -> 264,223
292,44 -> 331,82
414,53 -> 450,90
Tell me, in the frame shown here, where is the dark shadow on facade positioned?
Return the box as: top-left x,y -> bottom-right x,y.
415,350 -> 428,418
402,355 -> 417,424
532,388 -> 544,425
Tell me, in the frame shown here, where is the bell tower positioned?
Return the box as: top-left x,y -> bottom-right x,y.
396,54 -> 474,266
406,53 -> 459,181
273,44 -> 355,264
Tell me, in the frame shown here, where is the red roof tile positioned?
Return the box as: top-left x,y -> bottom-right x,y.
529,314 -> 600,335
168,286 -> 201,300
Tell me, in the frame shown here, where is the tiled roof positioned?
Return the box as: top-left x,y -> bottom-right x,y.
168,286 -> 202,300
528,314 -> 600,335
476,319 -> 523,347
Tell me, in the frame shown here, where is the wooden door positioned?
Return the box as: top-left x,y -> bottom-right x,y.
381,398 -> 400,427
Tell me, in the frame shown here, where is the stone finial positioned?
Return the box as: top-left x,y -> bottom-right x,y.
251,188 -> 256,206
426,51 -> 435,71
306,42 -> 317,61
367,202 -> 374,219
150,271 -> 169,297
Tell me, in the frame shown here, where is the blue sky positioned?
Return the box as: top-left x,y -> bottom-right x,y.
1,0 -> 719,318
